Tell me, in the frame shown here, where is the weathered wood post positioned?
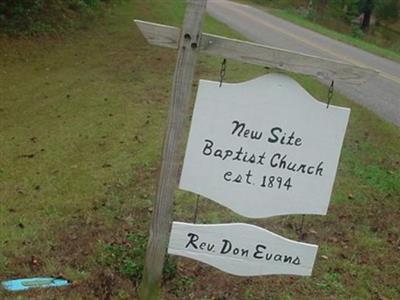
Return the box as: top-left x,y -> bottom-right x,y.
138,1 -> 207,299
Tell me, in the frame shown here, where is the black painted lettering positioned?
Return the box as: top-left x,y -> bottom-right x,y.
223,150 -> 233,160
287,132 -> 295,145
253,244 -> 266,259
270,153 -> 280,168
223,171 -> 232,182
279,155 -> 287,169
283,255 -> 293,263
268,127 -> 282,143
214,149 -> 223,158
279,132 -> 287,144
202,139 -> 213,156
293,256 -> 301,265
233,147 -> 244,161
185,233 -> 199,249
257,152 -> 266,165
287,161 -> 297,172
307,166 -> 315,174
245,169 -> 253,184
274,254 -> 283,262
251,130 -> 262,140
261,175 -> 267,187
241,249 -> 249,257
247,154 -> 256,163
242,151 -> 249,162
220,239 -> 232,254
233,174 -> 242,183
297,164 -> 307,173
316,162 -> 324,176
231,120 -> 245,137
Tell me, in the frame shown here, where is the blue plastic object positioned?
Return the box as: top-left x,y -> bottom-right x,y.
1,277 -> 71,292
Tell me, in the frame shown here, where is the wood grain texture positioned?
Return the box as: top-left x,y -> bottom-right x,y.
138,1 -> 207,300
135,20 -> 378,84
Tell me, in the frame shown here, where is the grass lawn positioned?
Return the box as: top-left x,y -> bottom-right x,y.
0,0 -> 399,299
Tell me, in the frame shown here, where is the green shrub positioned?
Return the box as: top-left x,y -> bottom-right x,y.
0,0 -> 112,36
351,23 -> 365,38
376,0 -> 399,22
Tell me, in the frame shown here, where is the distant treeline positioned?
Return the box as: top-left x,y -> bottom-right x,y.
253,0 -> 399,27
0,0 -> 114,36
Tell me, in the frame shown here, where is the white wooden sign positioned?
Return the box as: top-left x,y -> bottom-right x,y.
180,74 -> 350,218
168,222 -> 318,276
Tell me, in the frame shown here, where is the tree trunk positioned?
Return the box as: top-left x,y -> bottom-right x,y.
360,0 -> 374,31
317,0 -> 328,18
361,10 -> 372,31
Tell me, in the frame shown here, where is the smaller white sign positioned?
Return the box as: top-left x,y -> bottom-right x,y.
168,222 -> 318,276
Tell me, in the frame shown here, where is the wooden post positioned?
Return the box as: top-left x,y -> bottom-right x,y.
138,1 -> 207,299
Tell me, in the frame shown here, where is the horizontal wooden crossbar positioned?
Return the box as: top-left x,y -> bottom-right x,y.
135,20 -> 378,84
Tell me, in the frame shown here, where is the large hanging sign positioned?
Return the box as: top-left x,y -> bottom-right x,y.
180,74 -> 350,218
168,222 -> 318,276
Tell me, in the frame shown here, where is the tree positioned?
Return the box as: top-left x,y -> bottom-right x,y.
375,0 -> 399,22
316,0 -> 329,18
359,0 -> 375,31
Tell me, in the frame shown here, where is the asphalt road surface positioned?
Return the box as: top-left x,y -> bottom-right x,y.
207,0 -> 400,126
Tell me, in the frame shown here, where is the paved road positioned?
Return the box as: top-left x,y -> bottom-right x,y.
207,0 -> 400,126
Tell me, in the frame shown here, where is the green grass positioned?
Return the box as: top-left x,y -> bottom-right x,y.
238,0 -> 400,62
1,0 -> 400,299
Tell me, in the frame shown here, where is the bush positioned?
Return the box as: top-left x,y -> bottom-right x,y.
351,23 -> 365,38
0,0 -> 111,36
376,0 -> 399,22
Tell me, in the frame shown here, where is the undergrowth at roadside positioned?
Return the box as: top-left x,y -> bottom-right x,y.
239,0 -> 400,62
0,0 -> 119,36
